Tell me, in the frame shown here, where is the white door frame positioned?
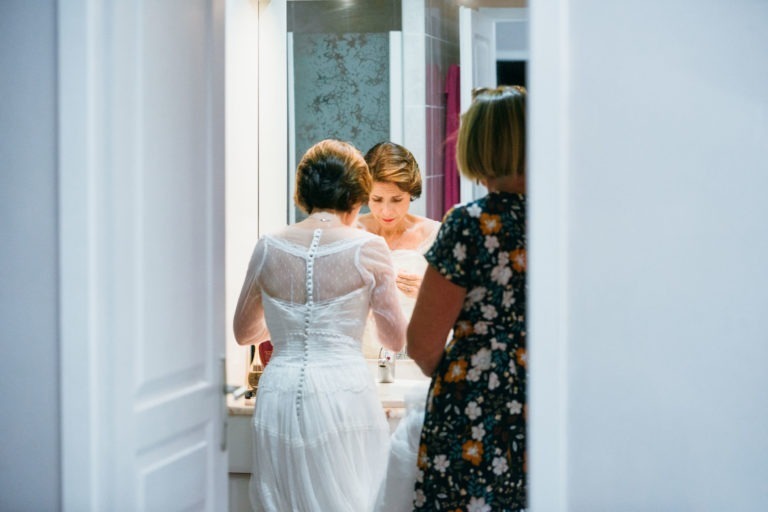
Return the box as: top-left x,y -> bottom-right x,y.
257,0 -> 289,234
527,1 -> 570,511
224,0 -> 262,392
58,1 -> 101,505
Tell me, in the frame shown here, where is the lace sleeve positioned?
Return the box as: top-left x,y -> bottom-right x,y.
359,236 -> 407,352
233,237 -> 269,345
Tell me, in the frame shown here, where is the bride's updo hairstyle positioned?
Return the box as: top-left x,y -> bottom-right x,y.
294,139 -> 372,214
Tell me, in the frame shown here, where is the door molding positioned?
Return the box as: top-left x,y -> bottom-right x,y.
527,1 -> 570,510
58,1 -> 103,507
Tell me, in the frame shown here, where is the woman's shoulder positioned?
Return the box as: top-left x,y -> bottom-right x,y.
432,201 -> 484,242
263,224 -> 377,250
404,215 -> 439,253
412,214 -> 439,238
421,215 -> 442,230
440,201 -> 475,224
411,215 -> 440,234
444,192 -> 522,221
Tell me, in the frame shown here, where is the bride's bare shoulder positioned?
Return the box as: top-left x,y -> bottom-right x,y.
415,216 -> 441,236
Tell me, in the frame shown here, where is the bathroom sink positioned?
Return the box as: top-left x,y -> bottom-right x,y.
367,357 -> 427,380
376,378 -> 430,408
365,358 -> 430,407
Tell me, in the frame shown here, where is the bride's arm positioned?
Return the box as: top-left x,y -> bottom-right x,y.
233,239 -> 270,346
360,237 -> 407,352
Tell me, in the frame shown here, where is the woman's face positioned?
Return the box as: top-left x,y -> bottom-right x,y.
368,181 -> 411,228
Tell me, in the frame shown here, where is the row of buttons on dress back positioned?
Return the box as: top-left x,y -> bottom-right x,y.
295,229 -> 323,420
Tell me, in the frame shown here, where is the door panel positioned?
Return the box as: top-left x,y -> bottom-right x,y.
128,1 -> 227,509
472,14 -> 495,90
459,7 -> 494,202
458,7 -> 528,203
59,1 -> 226,510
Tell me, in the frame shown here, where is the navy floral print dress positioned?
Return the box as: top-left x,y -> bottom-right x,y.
414,191 -> 527,512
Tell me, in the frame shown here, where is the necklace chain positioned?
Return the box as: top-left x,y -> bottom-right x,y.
311,212 -> 333,223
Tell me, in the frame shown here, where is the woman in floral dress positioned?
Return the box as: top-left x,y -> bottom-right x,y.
407,86 -> 527,511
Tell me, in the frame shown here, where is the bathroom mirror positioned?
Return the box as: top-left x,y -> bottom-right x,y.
286,0 -> 405,222
260,0 -> 527,229
227,0 -> 527,386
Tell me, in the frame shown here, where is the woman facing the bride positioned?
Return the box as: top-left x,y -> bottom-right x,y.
357,142 -> 441,358
233,139 -> 407,512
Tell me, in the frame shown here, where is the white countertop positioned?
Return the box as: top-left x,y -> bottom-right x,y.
228,359 -> 430,416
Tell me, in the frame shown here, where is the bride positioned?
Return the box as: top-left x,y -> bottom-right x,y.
233,139 -> 407,512
357,141 -> 441,359
356,142 -> 441,512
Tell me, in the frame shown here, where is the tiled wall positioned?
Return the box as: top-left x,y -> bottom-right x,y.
401,0 -> 427,218
425,0 -> 459,219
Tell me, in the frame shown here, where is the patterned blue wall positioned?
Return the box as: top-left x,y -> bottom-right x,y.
292,32 -> 390,170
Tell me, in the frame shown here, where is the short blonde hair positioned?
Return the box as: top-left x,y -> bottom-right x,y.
456,85 -> 526,182
294,139 -> 372,213
364,142 -> 422,199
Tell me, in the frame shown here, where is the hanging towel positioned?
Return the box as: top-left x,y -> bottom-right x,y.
443,64 -> 461,216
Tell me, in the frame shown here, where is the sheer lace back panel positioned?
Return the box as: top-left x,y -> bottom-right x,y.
259,237 -> 367,304
249,224 -> 406,363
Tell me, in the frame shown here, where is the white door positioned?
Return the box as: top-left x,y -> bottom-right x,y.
459,7 -> 529,113
460,7 -> 496,107
59,1 -> 227,510
459,7 -> 495,203
458,7 -> 528,204
527,2 -> 768,510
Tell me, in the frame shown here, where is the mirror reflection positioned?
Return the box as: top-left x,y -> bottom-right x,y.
229,1 -> 531,510
287,0 -> 407,223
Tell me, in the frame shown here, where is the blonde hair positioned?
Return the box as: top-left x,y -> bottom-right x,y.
364,142 -> 422,199
456,85 -> 526,182
294,139 -> 372,213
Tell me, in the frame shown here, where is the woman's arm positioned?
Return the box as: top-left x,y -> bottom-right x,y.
233,284 -> 268,346
407,265 -> 466,376
363,237 -> 408,352
233,241 -> 270,346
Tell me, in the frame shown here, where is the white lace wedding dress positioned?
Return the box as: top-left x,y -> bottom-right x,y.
241,215 -> 406,512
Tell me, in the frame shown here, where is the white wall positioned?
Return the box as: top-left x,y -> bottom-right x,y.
529,1 -> 768,510
402,0 -> 427,218
225,0 -> 261,388
0,1 -> 61,509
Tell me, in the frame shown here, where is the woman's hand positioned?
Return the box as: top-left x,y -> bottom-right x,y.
396,271 -> 422,298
